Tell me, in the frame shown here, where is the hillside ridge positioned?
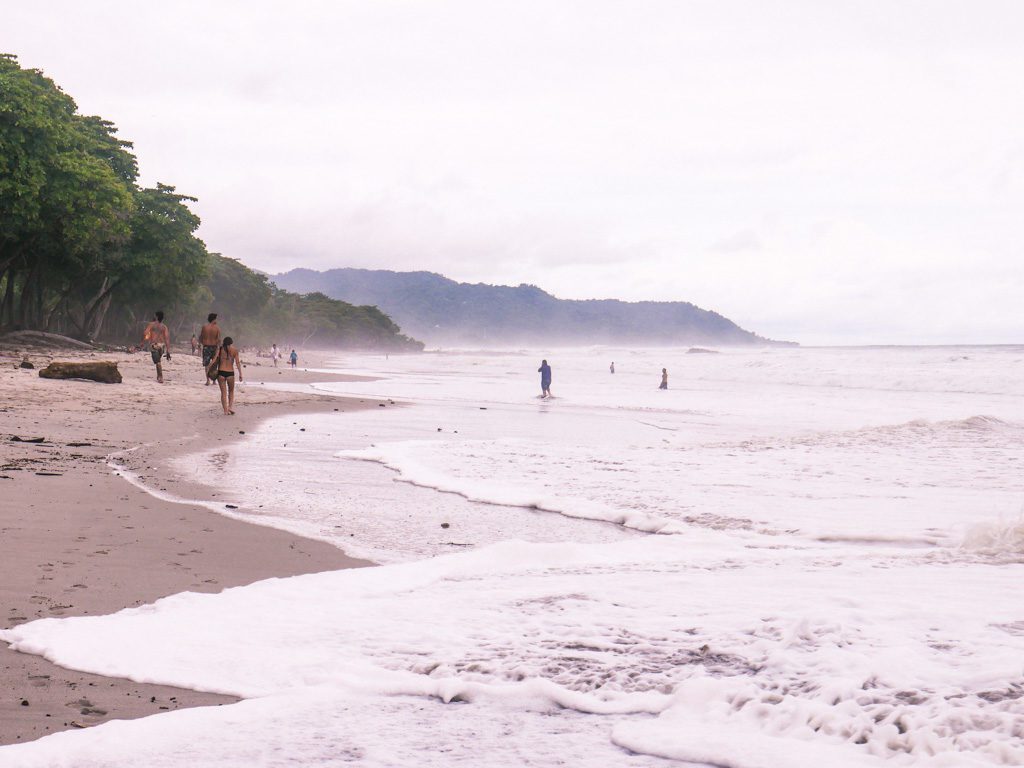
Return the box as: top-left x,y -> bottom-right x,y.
272,267 -> 791,347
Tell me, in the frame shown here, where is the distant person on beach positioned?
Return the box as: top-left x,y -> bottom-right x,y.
538,359 -> 552,398
209,336 -> 243,415
271,343 -> 280,367
290,349 -> 298,368
610,362 -> 615,374
142,311 -> 171,384
659,368 -> 668,390
199,313 -> 221,385
190,334 -> 198,356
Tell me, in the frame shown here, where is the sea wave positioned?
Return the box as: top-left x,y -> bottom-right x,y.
338,442 -> 683,535
961,515 -> 1024,557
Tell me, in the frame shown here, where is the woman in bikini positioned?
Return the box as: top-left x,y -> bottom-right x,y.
212,336 -> 243,415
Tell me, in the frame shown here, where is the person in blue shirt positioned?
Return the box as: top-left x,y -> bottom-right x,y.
289,349 -> 298,368
538,359 -> 552,398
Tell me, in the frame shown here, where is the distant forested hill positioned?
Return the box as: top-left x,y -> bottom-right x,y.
272,268 -> 786,347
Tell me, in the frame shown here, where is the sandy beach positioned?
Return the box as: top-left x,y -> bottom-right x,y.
0,342 -> 377,745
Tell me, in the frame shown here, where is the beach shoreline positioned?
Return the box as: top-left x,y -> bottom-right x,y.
0,343 -> 379,745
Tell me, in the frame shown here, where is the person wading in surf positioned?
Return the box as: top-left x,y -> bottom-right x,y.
538,359 -> 553,398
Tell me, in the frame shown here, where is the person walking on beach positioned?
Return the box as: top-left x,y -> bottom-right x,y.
142,311 -> 171,384
289,349 -> 298,368
610,362 -> 615,374
659,368 -> 668,390
208,336 -> 243,415
199,313 -> 221,385
190,333 -> 198,356
538,359 -> 552,398
271,343 -> 280,367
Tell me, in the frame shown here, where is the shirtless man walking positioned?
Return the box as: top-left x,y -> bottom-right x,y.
199,313 -> 221,386
142,311 -> 171,384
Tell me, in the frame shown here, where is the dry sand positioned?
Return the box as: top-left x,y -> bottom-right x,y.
0,343 -> 382,745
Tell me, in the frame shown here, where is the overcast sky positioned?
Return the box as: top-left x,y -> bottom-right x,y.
6,1 -> 1023,344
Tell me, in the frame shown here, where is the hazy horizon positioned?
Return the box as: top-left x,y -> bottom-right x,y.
6,1 -> 1023,346
272,266 -> 1024,348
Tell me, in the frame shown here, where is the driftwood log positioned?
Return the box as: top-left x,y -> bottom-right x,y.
38,361 -> 122,384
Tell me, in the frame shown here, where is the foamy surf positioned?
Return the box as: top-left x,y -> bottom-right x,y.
3,535 -> 1023,766
339,440 -> 684,534
961,514 -> 1024,557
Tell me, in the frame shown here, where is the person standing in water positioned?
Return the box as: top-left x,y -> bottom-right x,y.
610,362 -> 615,374
289,349 -> 298,368
538,359 -> 552,398
142,311 -> 171,384
659,368 -> 668,390
199,313 -> 221,385
210,336 -> 243,415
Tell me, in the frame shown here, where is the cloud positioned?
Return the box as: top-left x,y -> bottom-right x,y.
708,229 -> 763,254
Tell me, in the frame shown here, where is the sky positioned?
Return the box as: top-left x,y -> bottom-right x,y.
5,1 -> 1023,344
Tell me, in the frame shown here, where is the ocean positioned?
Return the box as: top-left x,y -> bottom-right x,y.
4,345 -> 1024,767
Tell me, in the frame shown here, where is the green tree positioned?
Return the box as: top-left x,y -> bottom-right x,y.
0,53 -> 135,332
76,184 -> 210,340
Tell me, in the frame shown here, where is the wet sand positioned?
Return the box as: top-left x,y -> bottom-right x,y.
0,345 -> 379,745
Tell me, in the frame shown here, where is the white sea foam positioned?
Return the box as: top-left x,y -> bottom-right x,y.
3,346 -> 1024,766
962,514 -> 1024,557
3,537 -> 1023,766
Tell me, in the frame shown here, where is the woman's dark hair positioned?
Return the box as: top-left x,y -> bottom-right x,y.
208,313 -> 217,322
218,336 -> 234,365
155,310 -> 164,322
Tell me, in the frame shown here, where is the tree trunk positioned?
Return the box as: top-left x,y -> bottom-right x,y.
88,291 -> 114,340
0,268 -> 14,330
18,260 -> 40,329
34,270 -> 44,328
81,276 -> 120,340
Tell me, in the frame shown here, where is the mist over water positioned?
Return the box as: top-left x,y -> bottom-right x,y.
4,345 -> 1024,767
